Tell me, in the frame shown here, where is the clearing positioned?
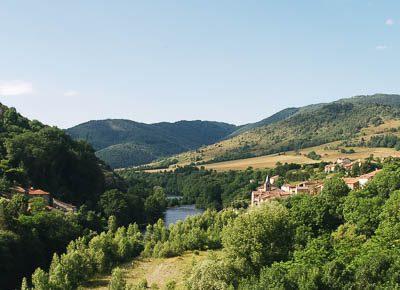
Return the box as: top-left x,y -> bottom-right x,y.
83,251 -> 209,289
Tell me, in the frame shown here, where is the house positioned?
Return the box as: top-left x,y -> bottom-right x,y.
343,178 -> 360,190
324,164 -> 336,173
251,176 -> 291,206
324,158 -> 361,173
281,180 -> 324,196
11,186 -> 77,212
295,181 -> 324,195
281,184 -> 297,194
337,158 -> 352,165
358,169 -> 382,187
12,186 -> 51,204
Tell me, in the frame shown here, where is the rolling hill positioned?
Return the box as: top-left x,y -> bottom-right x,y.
66,119 -> 237,168
67,94 -> 400,169
167,94 -> 400,167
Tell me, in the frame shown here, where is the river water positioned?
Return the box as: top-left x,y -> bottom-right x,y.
164,204 -> 204,227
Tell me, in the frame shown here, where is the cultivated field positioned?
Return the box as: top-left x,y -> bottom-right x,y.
203,145 -> 400,171
83,251 -> 209,289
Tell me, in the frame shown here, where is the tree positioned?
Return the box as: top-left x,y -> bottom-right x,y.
108,267 -> 126,290
321,177 -> 349,199
375,190 -> 400,244
31,268 -> 50,290
187,259 -> 234,290
144,187 -> 167,223
29,197 -> 47,214
108,216 -> 118,233
222,202 -> 293,275
99,190 -> 130,225
21,277 -> 29,290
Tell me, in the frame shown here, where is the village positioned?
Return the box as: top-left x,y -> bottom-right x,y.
2,186 -> 77,213
251,157 -> 382,206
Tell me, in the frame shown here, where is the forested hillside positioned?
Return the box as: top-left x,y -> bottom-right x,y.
0,104 -> 169,289
228,107 -> 299,137
0,103 -> 105,289
66,119 -> 237,168
175,94 -> 400,165
0,103 -> 105,205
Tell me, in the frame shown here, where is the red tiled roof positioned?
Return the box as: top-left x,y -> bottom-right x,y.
359,169 -> 382,179
28,189 -> 50,195
343,178 -> 359,184
252,187 -> 292,202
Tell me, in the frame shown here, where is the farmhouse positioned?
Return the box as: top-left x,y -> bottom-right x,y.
343,178 -> 360,190
281,184 -> 296,194
358,169 -> 382,187
10,186 -> 77,213
280,180 -> 324,195
12,186 -> 51,204
251,176 -> 291,206
295,181 -> 324,195
324,158 -> 361,173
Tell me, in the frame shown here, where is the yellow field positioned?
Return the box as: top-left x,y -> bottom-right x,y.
203,145 -> 400,171
83,251 -> 209,289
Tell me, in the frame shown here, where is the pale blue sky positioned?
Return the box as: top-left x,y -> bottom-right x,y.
0,0 -> 399,128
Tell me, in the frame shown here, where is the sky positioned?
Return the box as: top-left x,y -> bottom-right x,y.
0,0 -> 399,128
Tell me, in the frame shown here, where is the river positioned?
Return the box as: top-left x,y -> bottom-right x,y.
164,204 -> 204,227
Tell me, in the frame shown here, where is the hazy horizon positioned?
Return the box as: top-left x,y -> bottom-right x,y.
1,1 -> 399,128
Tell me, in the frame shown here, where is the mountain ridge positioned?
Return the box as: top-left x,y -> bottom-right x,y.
66,119 -> 237,168
67,93 -> 400,169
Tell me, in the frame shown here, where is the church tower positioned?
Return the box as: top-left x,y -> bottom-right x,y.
264,175 -> 272,191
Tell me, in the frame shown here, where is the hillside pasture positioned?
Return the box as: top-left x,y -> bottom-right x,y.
203,145 -> 400,171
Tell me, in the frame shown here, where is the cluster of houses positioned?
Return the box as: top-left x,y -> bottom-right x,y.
9,186 -> 77,213
251,159 -> 382,206
324,158 -> 361,173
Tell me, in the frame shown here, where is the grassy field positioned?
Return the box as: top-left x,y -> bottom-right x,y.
143,145 -> 400,173
203,145 -> 400,171
83,251 -> 210,289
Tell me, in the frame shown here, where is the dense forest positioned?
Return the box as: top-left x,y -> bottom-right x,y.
22,158 -> 400,289
0,105 -> 168,289
66,119 -> 237,168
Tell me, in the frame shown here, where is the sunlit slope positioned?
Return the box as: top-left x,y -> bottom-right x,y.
154,95 -> 400,170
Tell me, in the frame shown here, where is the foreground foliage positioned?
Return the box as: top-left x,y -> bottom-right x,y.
187,161 -> 400,289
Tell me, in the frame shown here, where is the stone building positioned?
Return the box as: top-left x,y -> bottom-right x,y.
251,176 -> 291,206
